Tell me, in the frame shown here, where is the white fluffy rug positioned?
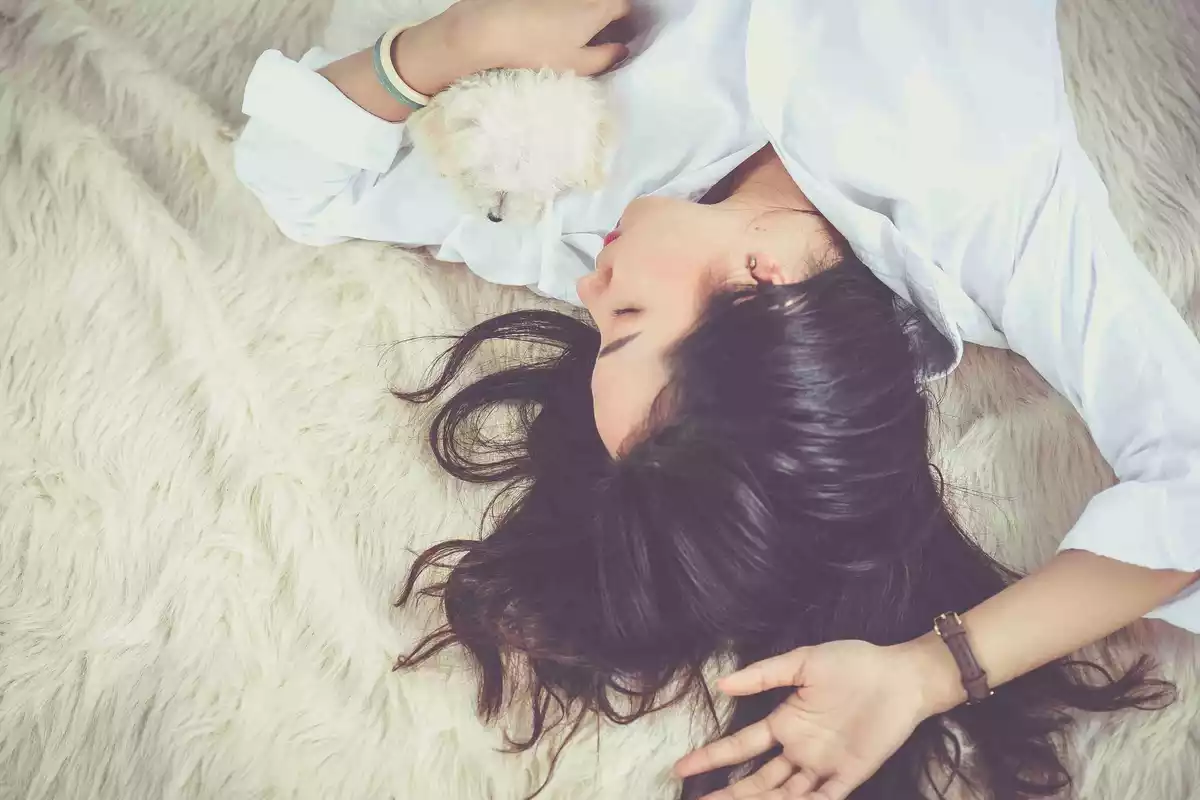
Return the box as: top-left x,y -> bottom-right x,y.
1,1 -> 1199,798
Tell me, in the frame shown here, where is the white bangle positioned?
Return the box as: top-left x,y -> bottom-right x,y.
373,24 -> 433,110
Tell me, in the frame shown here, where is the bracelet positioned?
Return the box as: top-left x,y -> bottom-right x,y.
933,612 -> 993,704
372,24 -> 433,111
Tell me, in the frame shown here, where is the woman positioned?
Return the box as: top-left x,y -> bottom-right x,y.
234,1 -> 1200,798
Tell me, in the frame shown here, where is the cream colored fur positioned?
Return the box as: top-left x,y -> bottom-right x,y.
1,1 -> 1198,799
325,0 -> 614,224
408,67 -> 612,224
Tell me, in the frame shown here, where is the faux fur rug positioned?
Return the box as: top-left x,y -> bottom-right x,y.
2,1 -> 1199,798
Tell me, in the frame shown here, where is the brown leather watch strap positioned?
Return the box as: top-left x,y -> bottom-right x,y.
933,612 -> 992,704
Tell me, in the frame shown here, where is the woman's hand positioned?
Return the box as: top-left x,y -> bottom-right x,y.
442,0 -> 632,77
318,0 -> 630,123
674,640 -> 956,800
675,554 -> 1198,799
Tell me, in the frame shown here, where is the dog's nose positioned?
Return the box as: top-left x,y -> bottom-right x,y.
487,193 -> 506,223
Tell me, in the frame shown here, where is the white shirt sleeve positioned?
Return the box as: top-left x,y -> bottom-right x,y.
233,48 -> 418,246
229,48 -> 608,304
952,142 -> 1200,630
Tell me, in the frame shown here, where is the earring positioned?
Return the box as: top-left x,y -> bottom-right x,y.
748,255 -> 758,271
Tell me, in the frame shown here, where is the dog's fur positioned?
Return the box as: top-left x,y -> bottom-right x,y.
326,0 -> 614,223
408,67 -> 612,223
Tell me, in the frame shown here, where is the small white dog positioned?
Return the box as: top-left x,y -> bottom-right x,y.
322,0 -> 615,225
407,68 -> 612,224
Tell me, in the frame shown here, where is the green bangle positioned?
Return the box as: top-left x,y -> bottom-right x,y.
372,26 -> 430,111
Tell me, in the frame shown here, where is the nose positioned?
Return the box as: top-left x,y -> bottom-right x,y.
576,261 -> 612,308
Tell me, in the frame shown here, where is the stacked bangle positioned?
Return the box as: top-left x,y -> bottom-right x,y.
372,24 -> 433,111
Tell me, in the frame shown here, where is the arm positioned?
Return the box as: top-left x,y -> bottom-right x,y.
314,22 -> 477,125
233,0 -> 629,245
232,15 -> 478,246
673,553 -> 1195,800
949,141 -> 1200,623
909,134 -> 1200,701
904,550 -> 1198,714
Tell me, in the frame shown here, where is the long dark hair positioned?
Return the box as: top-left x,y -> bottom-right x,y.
392,257 -> 1170,799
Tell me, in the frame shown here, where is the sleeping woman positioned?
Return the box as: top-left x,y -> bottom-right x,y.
233,1 -> 1200,798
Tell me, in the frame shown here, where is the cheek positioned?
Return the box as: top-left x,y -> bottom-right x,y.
619,195 -> 673,228
622,196 -> 713,244
614,238 -> 704,296
592,358 -> 671,456
619,220 -> 720,281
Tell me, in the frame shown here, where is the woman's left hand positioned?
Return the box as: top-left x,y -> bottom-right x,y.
674,639 -> 956,800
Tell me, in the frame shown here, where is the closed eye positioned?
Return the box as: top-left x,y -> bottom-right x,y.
613,307 -> 641,318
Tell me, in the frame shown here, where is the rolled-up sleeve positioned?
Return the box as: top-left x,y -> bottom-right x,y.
961,143 -> 1200,630
233,48 -> 410,245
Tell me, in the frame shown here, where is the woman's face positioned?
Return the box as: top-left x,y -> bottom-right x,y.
577,194 -> 836,455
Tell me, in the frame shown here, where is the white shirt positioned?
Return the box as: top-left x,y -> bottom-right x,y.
235,0 -> 1200,631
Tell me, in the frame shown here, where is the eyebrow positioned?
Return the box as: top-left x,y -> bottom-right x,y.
598,333 -> 641,359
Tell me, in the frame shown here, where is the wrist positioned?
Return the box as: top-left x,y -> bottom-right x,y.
392,13 -> 485,97
892,632 -> 968,718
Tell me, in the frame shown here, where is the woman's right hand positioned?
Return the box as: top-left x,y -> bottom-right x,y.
317,0 -> 630,124
674,641 -> 944,800
440,0 -> 632,77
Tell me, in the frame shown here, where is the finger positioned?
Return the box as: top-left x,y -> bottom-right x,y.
602,0 -> 633,23
700,756 -> 793,800
588,15 -> 634,46
718,649 -> 810,696
674,721 -> 776,778
571,41 -> 629,76
738,790 -> 789,800
781,769 -> 821,797
809,775 -> 858,800
742,772 -> 820,800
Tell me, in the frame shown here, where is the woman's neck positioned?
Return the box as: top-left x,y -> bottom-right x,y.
720,145 -> 814,213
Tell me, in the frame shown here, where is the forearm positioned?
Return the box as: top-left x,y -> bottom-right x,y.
901,550 -> 1198,715
317,13 -> 481,123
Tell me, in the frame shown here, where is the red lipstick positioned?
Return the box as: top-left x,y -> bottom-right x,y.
603,230 -> 621,247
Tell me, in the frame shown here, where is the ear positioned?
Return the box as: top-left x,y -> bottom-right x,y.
749,255 -> 789,286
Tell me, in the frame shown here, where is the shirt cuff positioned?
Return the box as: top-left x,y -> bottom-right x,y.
1058,480 -> 1200,632
1059,481 -> 1200,571
241,48 -> 407,174
1144,582 -> 1200,633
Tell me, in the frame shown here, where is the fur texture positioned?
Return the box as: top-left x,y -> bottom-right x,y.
408,68 -> 612,224
0,0 -> 1198,799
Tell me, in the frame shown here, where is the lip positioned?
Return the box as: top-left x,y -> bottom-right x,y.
603,230 -> 622,247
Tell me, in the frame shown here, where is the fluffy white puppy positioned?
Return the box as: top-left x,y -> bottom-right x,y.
407,68 -> 611,223
323,0 -> 614,224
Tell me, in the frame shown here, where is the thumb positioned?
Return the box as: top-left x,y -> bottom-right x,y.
571,42 -> 629,76
718,648 -> 811,696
